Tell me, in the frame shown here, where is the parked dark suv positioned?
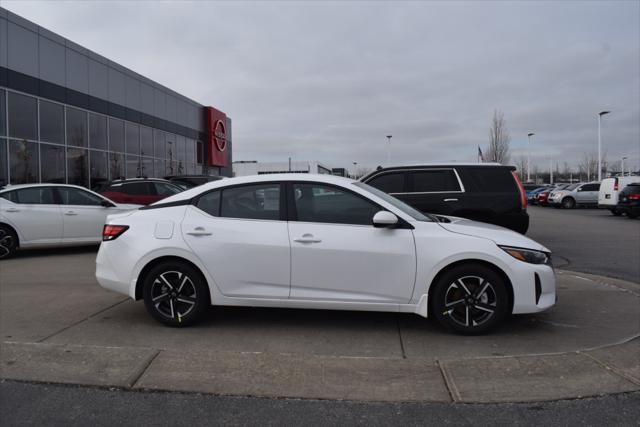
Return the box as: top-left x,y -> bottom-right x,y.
361,163 -> 528,233
616,182 -> 640,219
99,178 -> 183,205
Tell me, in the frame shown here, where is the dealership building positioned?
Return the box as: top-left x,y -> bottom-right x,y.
0,7 -> 232,190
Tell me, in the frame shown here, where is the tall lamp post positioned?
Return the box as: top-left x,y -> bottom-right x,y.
353,162 -> 358,179
527,132 -> 534,182
598,111 -> 610,181
621,156 -> 627,177
386,135 -> 392,165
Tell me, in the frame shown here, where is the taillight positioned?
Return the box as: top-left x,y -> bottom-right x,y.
628,194 -> 640,200
102,225 -> 129,241
511,171 -> 527,209
613,178 -> 618,191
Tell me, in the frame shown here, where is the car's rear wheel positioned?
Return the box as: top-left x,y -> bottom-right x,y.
562,197 -> 576,209
142,261 -> 210,327
610,208 -> 622,216
432,264 -> 509,335
0,225 -> 18,260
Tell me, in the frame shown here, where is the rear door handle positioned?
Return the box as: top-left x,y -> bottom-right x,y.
294,234 -> 322,243
65,211 -> 78,216
443,198 -> 458,202
186,227 -> 212,236
5,208 -> 20,213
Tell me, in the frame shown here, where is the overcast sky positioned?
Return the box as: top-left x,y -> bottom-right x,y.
4,1 -> 639,173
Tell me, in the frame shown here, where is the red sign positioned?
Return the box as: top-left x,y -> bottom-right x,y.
205,106 -> 228,167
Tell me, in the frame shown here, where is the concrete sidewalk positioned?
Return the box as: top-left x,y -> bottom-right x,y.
1,248 -> 639,403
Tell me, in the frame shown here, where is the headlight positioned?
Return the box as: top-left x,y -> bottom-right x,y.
500,246 -> 550,265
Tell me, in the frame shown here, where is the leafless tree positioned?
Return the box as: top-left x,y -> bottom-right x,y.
515,155 -> 527,180
485,109 -> 511,164
578,152 -> 598,181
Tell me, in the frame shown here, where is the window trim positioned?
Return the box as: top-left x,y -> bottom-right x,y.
364,168 -> 465,195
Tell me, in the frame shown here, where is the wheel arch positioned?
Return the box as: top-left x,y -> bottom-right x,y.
427,259 -> 514,316
134,255 -> 210,302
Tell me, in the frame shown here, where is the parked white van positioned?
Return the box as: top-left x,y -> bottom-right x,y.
598,176 -> 639,215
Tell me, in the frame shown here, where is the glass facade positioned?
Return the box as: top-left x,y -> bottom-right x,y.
0,90 -> 202,187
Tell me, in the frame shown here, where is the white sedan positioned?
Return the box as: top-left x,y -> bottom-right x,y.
96,174 -> 556,334
0,184 -> 141,258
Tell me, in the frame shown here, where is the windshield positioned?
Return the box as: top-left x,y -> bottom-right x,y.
566,184 -> 580,191
353,182 -> 433,222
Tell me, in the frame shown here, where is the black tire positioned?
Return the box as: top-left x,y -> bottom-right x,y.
610,208 -> 622,216
628,212 -> 638,219
432,264 -> 509,335
562,197 -> 575,209
142,261 -> 210,327
0,225 -> 18,260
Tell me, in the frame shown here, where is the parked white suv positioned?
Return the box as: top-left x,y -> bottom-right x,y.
598,176 -> 639,215
548,182 -> 601,209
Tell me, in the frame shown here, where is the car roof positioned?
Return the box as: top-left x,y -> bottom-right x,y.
109,178 -> 172,183
360,163 -> 515,180
0,183 -> 91,192
155,173 -> 357,204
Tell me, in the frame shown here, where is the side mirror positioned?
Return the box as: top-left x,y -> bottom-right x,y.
372,211 -> 398,228
101,200 -> 116,208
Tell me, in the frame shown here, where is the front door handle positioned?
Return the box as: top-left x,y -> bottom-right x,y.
186,227 -> 212,236
65,211 -> 78,216
5,208 -> 20,213
443,198 -> 458,202
294,233 -> 322,243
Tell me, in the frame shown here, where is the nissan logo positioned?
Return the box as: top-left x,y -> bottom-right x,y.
214,120 -> 227,152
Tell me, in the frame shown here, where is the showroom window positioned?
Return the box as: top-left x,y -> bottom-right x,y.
66,107 -> 88,148
1,90 -> 7,136
9,139 -> 39,184
125,122 -> 140,155
292,183 -> 379,226
176,135 -> 186,162
221,184 -> 280,221
0,139 -> 7,186
196,141 -> 203,164
166,134 -> 176,162
39,100 -> 65,144
90,150 -> 108,191
89,113 -> 107,150
67,147 -> 89,187
58,186 -> 104,206
40,144 -> 66,183
126,155 -> 141,178
154,130 -> 165,160
8,92 -> 38,141
140,126 -> 153,157
141,156 -> 153,178
154,158 -> 165,178
109,152 -> 125,180
109,118 -> 125,153
196,190 -> 220,216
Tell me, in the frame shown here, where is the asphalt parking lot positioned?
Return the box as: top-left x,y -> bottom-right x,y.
1,206 -> 639,423
527,206 -> 640,283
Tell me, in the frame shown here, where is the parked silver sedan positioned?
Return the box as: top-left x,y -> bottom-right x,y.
548,182 -> 601,209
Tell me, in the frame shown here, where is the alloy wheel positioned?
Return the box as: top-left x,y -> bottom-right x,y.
443,275 -> 497,328
0,228 -> 16,259
150,271 -> 198,321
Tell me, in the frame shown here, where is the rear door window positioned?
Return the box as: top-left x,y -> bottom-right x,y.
581,183 -> 600,192
123,182 -> 152,195
10,187 -> 56,204
153,182 -> 182,196
196,190 -> 221,216
58,187 -> 104,206
410,169 -> 461,192
221,183 -> 281,221
459,168 -> 516,193
366,172 -> 405,193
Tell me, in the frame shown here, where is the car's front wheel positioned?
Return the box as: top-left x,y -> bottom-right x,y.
562,197 -> 576,209
142,261 -> 210,327
0,225 -> 18,260
432,264 -> 509,335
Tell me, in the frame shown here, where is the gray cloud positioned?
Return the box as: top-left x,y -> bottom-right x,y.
4,0 -> 639,173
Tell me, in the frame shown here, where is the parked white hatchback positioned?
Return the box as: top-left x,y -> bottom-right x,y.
96,174 -> 556,334
0,184 -> 141,258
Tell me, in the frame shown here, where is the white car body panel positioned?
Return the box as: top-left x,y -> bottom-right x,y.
598,177 -> 639,208
0,200 -> 63,245
95,174 -> 556,319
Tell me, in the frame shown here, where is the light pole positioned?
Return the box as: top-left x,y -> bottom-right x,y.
597,111 -> 610,181
353,162 -> 357,179
386,135 -> 392,165
527,133 -> 534,182
621,156 -> 627,177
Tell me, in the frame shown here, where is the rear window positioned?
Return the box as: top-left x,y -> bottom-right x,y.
621,183 -> 640,195
123,182 -> 151,195
458,168 -> 517,193
366,172 -> 405,193
410,169 -> 461,192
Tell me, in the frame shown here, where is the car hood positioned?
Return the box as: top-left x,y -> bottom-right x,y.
436,216 -> 550,252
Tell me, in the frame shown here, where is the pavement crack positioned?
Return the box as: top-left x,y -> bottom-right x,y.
35,298 -> 129,343
128,349 -> 161,388
436,360 -> 460,403
578,351 -> 640,387
396,315 -> 407,359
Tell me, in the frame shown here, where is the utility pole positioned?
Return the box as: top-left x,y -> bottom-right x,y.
527,133 -> 534,182
621,156 -> 627,177
597,111 -> 610,181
